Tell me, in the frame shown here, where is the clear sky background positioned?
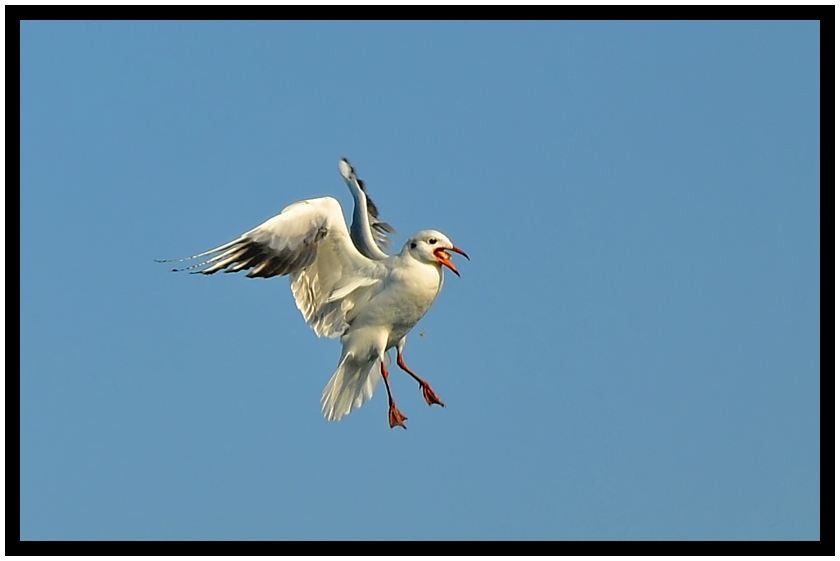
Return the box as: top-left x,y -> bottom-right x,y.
20,21 -> 820,540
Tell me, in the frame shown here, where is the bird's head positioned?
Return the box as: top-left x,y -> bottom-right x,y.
405,230 -> 469,277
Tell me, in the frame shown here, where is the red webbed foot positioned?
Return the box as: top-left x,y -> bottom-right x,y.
420,383 -> 445,407
388,402 -> 408,429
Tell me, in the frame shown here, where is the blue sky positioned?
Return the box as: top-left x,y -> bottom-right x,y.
20,21 -> 820,540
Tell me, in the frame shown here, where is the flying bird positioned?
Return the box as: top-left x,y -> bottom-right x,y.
159,159 -> 468,429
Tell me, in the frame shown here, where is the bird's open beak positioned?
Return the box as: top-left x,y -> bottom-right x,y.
433,246 -> 469,277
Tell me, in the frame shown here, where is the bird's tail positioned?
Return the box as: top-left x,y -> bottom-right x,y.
320,351 -> 384,422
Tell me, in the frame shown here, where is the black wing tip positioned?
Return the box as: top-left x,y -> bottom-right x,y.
170,267 -> 215,274
373,221 -> 397,234
340,157 -> 355,176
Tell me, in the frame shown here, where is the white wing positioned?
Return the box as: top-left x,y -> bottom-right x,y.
167,196 -> 388,338
339,159 -> 397,256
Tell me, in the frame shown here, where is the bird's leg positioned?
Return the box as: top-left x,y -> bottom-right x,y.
380,361 -> 408,429
397,351 -> 445,407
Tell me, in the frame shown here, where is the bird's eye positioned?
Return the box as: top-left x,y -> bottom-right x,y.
428,237 -> 437,244
410,242 -> 417,249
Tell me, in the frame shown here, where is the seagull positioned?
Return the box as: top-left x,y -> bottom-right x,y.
159,159 -> 468,429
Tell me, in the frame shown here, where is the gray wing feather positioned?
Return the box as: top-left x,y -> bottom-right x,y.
357,177 -> 397,253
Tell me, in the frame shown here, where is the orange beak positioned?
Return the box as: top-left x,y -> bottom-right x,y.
433,246 -> 469,277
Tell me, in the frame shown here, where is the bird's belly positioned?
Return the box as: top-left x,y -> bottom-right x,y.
352,274 -> 440,348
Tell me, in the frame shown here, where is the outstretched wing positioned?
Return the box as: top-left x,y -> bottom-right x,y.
162,196 -> 388,338
358,178 -> 397,253
339,158 -> 397,258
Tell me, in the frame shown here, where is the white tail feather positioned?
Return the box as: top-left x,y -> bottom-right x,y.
320,352 -> 385,422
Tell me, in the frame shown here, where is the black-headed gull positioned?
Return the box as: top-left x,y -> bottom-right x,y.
159,159 -> 468,429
